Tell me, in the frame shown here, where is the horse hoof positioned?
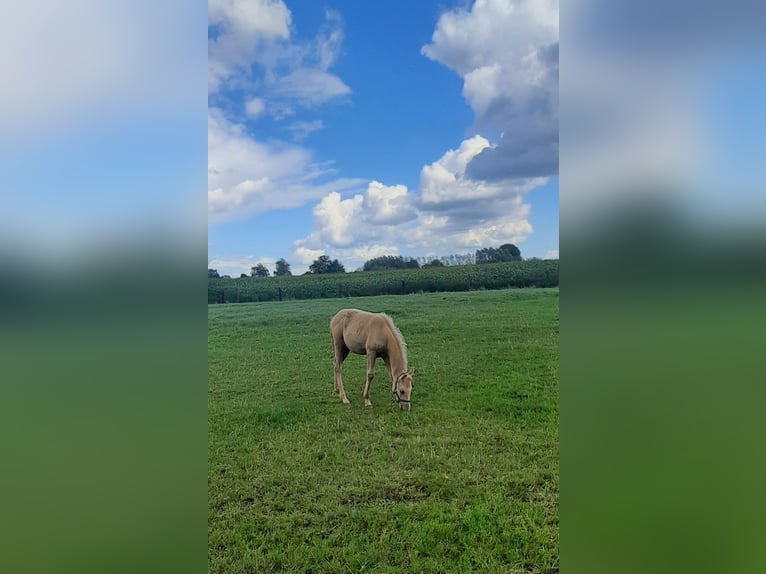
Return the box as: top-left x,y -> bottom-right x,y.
365,403 -> 373,408
342,398 -> 350,405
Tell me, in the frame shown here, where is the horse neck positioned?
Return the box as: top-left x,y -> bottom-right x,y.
386,330 -> 407,378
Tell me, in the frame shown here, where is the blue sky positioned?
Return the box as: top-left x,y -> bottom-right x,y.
208,0 -> 559,275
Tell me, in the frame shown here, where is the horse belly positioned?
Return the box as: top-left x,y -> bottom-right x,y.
344,338 -> 367,355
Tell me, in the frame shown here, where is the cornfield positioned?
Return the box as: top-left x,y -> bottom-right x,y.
208,260 -> 558,303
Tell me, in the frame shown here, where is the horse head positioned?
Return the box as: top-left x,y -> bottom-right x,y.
393,369 -> 414,411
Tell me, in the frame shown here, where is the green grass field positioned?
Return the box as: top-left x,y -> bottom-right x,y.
209,288 -> 559,573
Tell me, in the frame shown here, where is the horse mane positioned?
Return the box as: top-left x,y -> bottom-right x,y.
381,313 -> 407,365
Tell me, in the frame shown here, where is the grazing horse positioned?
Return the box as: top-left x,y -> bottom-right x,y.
330,309 -> 414,411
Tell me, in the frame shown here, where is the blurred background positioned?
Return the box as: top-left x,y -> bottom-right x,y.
562,1 -> 765,573
0,2 -> 208,573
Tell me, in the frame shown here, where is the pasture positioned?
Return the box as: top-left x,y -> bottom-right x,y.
209,288 -> 559,573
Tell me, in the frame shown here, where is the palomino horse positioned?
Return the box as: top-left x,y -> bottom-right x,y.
330,309 -> 414,410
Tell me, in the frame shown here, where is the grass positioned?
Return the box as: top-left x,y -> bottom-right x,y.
209,288 -> 559,573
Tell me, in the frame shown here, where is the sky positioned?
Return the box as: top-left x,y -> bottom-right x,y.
208,0 -> 559,276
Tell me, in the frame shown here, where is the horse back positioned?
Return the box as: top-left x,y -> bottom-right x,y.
330,309 -> 387,354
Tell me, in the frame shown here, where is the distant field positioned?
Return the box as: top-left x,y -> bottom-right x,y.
209,288 -> 559,573
208,260 -> 559,303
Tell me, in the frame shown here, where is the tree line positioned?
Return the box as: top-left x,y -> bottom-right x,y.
208,243 -> 532,279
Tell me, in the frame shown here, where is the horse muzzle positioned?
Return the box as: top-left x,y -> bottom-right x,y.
393,392 -> 411,411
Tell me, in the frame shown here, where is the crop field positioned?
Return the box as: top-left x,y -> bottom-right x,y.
208,260 -> 558,303
209,288 -> 559,573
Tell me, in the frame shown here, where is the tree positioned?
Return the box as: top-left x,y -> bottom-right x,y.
424,259 -> 444,267
239,273 -> 248,278
362,255 -> 420,271
251,263 -> 270,278
309,255 -> 346,274
208,268 -> 220,278
497,243 -> 522,261
455,252 -> 475,265
476,243 -> 522,264
274,258 -> 292,276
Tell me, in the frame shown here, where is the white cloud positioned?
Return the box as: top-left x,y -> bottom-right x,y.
365,182 -> 413,225
422,0 -> 559,179
290,244 -> 400,275
451,215 -> 533,247
316,9 -> 344,71
208,0 -> 291,94
544,249 -> 559,259
420,135 -> 497,204
208,255 -> 276,277
208,0 -> 291,38
417,137 -> 543,247
245,97 -> 266,118
336,245 -> 401,271
423,0 -> 558,96
293,181 -> 418,253
410,194 -> 534,250
209,3 -> 350,113
287,120 -> 324,141
292,135 -> 545,264
268,102 -> 296,120
312,192 -> 366,248
208,109 -> 364,223
273,68 -> 351,106
343,244 -> 399,261
294,246 -> 325,266
208,6 -> 357,224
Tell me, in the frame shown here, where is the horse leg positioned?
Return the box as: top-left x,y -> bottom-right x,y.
383,355 -> 394,392
333,344 -> 349,393
333,342 -> 350,404
364,351 -> 376,407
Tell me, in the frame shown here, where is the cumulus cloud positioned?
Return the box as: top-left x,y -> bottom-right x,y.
416,137 -> 542,243
294,246 -> 325,266
422,0 -> 559,180
411,194 -> 533,250
294,136 -> 544,263
420,135 -> 500,204
294,181 -> 418,252
365,182 -> 414,225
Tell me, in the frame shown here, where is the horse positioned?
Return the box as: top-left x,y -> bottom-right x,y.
330,309 -> 414,411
